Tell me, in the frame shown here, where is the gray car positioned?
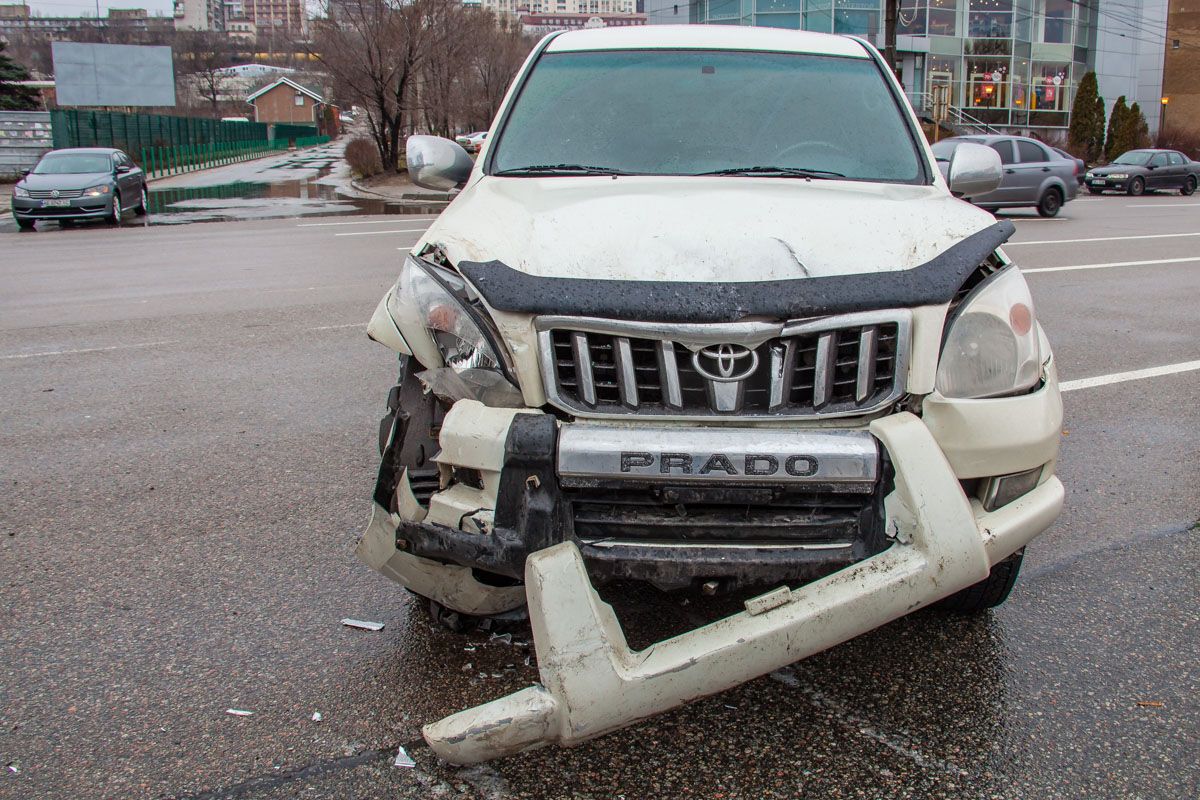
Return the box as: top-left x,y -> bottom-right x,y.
11,147 -> 147,231
931,135 -> 1079,217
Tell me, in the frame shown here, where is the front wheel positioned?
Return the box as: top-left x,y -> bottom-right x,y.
937,549 -> 1024,614
107,197 -> 122,225
1036,188 -> 1062,217
1181,176 -> 1197,196
1127,177 -> 1145,196
134,185 -> 148,216
15,216 -> 34,231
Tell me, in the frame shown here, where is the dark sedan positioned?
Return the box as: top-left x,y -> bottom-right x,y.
1085,149 -> 1199,196
11,148 -> 148,230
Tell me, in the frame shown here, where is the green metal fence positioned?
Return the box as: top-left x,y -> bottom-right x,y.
52,110 -> 270,154
272,123 -> 319,143
139,136 -> 333,179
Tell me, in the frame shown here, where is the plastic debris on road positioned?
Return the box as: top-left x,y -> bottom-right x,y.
311,712 -> 323,722
1136,701 -> 1165,708
341,618 -> 385,631
393,745 -> 416,769
225,709 -> 254,717
489,632 -> 513,644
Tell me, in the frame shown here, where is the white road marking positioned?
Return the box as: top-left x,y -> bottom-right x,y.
1022,256 -> 1200,274
1006,216 -> 1067,221
1008,231 -> 1200,246
1126,202 -> 1200,208
1,340 -> 176,360
310,322 -> 364,331
334,228 -> 430,237
296,218 -> 438,227
1060,360 -> 1200,393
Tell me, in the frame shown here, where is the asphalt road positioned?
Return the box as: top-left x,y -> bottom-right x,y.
1,193 -> 1198,800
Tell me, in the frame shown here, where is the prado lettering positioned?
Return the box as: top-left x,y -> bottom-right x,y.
618,451 -> 820,477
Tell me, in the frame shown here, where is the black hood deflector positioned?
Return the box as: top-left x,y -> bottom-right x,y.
456,220 -> 1015,323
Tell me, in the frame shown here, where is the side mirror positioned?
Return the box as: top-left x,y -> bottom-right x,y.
115,163 -> 132,174
406,135 -> 473,191
21,169 -> 31,178
946,142 -> 1003,198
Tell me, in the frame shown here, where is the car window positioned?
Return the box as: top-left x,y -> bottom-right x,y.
1150,153 -> 1169,167
1168,152 -> 1184,165
32,153 -> 113,174
1016,141 -> 1048,163
490,49 -> 926,183
989,140 -> 1016,165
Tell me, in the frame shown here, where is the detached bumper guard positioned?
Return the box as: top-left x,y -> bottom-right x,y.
422,411 -> 1064,764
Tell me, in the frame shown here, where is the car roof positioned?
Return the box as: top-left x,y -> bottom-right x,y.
949,134 -> 1049,146
45,147 -> 121,155
545,24 -> 870,59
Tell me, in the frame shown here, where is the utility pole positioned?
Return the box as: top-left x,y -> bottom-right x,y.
884,0 -> 898,77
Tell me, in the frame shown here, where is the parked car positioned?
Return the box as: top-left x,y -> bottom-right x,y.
11,148 -> 147,231
1051,146 -> 1086,186
930,135 -> 1079,216
362,26 -> 1062,765
1085,149 -> 1200,196
454,131 -> 488,153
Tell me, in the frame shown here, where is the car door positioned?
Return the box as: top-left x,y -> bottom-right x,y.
977,139 -> 1017,204
1166,152 -> 1188,188
1011,139 -> 1052,204
1146,152 -> 1171,188
114,152 -> 139,206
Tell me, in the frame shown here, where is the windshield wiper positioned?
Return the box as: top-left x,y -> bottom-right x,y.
698,166 -> 846,178
494,164 -> 632,176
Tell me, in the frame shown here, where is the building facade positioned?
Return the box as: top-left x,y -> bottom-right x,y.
174,0 -> 225,30
1160,0 -> 1199,136
0,4 -> 176,38
692,0 -> 1170,136
520,10 -> 646,33
484,0 -> 636,17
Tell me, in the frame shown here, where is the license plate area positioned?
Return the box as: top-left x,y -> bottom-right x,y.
557,425 -> 878,487
41,199 -> 71,207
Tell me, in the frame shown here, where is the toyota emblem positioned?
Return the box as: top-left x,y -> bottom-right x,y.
693,344 -> 758,383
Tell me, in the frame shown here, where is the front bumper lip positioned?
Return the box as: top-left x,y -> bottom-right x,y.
422,410 -> 1064,764
12,196 -> 113,219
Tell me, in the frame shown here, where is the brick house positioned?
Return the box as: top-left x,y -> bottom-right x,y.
246,77 -> 325,125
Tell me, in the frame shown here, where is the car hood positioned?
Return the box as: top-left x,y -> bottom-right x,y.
422,175 -> 998,283
1089,164 -> 1147,176
18,172 -> 113,191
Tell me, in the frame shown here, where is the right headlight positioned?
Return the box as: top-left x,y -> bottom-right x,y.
936,265 -> 1041,399
386,255 -> 511,377
13,186 -> 30,198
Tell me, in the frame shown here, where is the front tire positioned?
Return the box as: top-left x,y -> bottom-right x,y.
1036,188 -> 1062,217
1127,177 -> 1145,196
107,197 -> 122,225
938,549 -> 1024,614
15,217 -> 34,231
134,185 -> 148,216
1181,176 -> 1197,196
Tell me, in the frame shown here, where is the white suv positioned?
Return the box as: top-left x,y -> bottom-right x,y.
358,25 -> 1063,765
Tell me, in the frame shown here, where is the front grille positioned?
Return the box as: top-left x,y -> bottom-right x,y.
540,312 -> 909,418
569,487 -> 869,547
26,189 -> 84,199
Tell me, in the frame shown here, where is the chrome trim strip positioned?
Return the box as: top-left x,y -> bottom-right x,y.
657,340 -> 683,409
535,315 -> 784,348
579,539 -> 854,551
614,336 -> 638,409
813,332 -> 835,409
856,326 -> 879,404
557,425 -> 879,484
768,339 -> 796,411
570,331 -> 596,407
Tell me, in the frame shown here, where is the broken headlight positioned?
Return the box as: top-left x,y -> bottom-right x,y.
386,255 -> 520,403
936,265 -> 1041,399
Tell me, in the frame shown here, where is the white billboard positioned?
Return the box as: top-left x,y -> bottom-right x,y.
52,42 -> 176,107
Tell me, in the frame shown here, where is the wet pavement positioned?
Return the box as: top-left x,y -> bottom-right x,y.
1,195 -> 1198,799
2,141 -> 447,231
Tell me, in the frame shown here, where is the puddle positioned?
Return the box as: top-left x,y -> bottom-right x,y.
146,167 -> 446,225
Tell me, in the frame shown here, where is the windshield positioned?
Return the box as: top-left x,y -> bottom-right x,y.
33,153 -> 112,174
1112,151 -> 1152,166
489,50 -> 924,183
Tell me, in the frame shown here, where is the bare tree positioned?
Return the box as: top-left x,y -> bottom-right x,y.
175,32 -> 240,119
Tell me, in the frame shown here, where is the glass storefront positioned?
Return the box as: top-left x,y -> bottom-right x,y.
696,0 -> 1094,132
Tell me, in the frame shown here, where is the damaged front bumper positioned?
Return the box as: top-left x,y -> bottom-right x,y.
356,385 -> 1063,764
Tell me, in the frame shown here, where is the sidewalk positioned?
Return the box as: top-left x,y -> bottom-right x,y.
0,182 -> 11,213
